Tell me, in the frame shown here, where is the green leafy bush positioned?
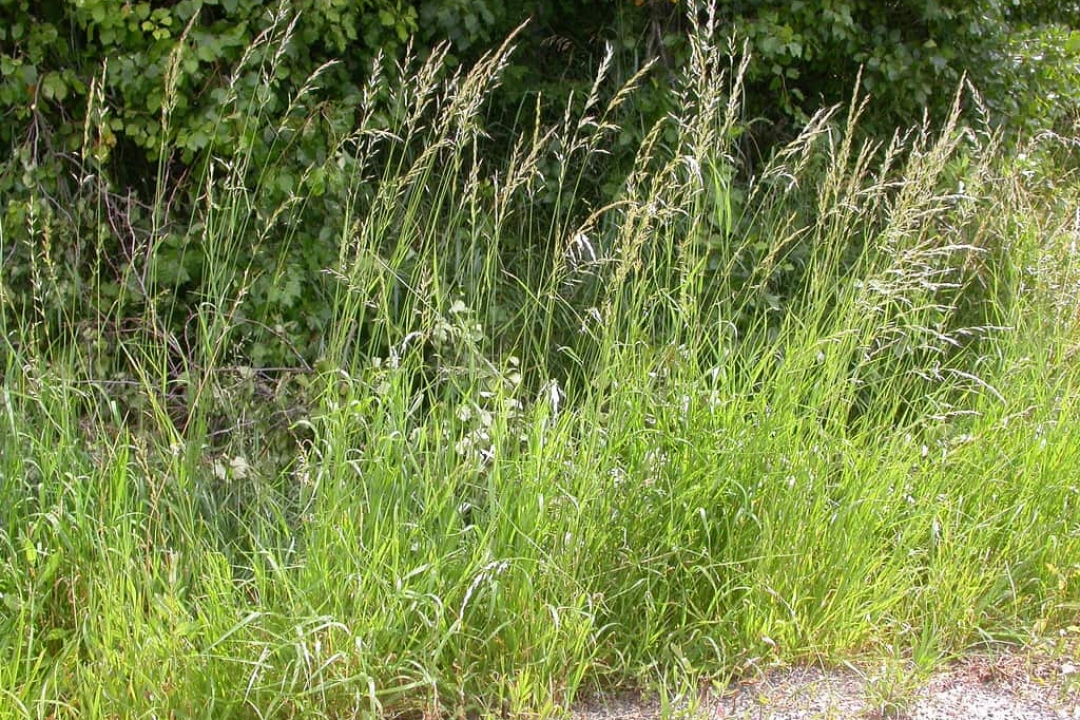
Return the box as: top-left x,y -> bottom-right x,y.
629,0 -> 1066,136
2,0 -> 1076,385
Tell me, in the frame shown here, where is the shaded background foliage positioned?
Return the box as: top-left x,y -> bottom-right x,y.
1,0 -> 1077,372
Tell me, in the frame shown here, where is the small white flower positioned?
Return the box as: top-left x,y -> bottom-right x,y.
230,456 -> 250,480
544,380 -> 562,416
568,232 -> 596,265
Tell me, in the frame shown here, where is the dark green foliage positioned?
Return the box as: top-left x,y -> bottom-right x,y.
1,0 -> 1077,394
622,0 -> 1075,138
1006,0 -> 1080,27
999,24 -> 1080,137
2,0 -> 1074,200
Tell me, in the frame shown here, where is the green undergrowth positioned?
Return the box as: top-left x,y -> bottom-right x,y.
1,14 -> 1079,720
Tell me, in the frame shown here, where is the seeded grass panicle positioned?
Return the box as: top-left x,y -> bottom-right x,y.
1,2 -> 1079,718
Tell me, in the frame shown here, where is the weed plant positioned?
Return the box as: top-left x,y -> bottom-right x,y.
1,7 -> 1078,719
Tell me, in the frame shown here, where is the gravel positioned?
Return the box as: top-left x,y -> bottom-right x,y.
571,652 -> 1079,720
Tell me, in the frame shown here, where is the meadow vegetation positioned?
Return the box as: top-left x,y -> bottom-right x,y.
1,4 -> 1079,719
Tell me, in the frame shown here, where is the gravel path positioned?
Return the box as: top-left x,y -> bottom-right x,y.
572,652 -> 1079,720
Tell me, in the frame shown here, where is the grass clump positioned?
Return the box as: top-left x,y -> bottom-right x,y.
1,7 -> 1078,719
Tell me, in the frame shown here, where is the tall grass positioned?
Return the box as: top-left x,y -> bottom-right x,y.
1,7 -> 1078,719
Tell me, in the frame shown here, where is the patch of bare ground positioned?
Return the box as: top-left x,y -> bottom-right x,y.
571,640 -> 1079,720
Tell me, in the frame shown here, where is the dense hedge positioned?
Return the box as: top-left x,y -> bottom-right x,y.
1,0 -> 1077,371
3,0 -> 1075,191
